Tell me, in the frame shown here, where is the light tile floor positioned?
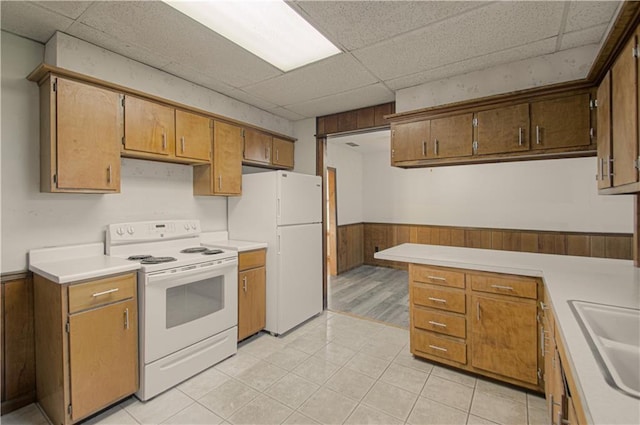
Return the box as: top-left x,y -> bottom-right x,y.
3,311 -> 548,425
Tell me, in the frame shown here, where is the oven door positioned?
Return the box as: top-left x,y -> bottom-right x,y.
143,259 -> 238,363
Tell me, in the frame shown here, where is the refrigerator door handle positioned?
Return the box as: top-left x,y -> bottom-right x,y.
277,198 -> 281,219
277,234 -> 281,254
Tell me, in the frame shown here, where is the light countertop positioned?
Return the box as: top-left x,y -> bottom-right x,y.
29,243 -> 140,284
201,231 -> 267,252
375,243 -> 640,425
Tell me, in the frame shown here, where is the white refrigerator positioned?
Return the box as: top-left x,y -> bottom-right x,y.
228,171 -> 323,335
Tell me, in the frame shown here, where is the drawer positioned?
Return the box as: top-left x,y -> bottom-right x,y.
413,328 -> 466,364
411,264 -> 465,289
470,273 -> 537,299
413,307 -> 466,339
68,273 -> 136,314
411,284 -> 466,314
239,249 -> 266,271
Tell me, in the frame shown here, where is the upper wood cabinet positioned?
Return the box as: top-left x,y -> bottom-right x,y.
41,76 -> 122,193
475,104 -> 529,155
596,71 -> 613,189
391,120 -> 430,163
530,93 -> 591,151
431,113 -> 473,159
193,121 -> 243,196
123,96 -> 174,157
243,128 -> 273,165
272,137 -> 294,169
175,110 -> 212,162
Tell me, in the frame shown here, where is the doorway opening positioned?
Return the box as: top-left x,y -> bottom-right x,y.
326,167 -> 337,277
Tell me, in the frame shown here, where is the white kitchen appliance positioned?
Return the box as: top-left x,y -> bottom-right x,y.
228,171 -> 322,335
106,220 -> 238,401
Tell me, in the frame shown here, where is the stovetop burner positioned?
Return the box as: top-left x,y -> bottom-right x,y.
128,255 -> 152,260
202,249 -> 224,255
140,256 -> 177,265
180,247 -> 208,253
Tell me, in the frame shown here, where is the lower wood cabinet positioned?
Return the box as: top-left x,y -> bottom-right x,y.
409,264 -> 542,391
237,249 -> 266,341
33,272 -> 138,425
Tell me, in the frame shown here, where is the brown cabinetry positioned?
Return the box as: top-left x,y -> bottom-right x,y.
272,137 -> 295,169
175,110 -> 212,162
475,103 -> 529,155
431,113 -> 473,159
123,95 -> 174,157
530,93 -> 591,151
33,272 -> 138,425
596,71 -> 613,189
391,120 -> 430,163
237,249 -> 266,341
409,264 -> 542,391
243,128 -> 273,165
40,76 -> 122,193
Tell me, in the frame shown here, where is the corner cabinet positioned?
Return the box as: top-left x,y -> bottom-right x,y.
237,249 -> 266,341
409,264 -> 543,391
243,129 -> 295,170
34,272 -> 138,425
193,120 -> 243,196
40,76 -> 122,193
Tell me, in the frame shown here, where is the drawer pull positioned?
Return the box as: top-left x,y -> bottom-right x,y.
427,275 -> 446,281
124,308 -> 129,330
428,320 -> 447,328
428,297 -> 447,303
490,284 -> 514,291
92,288 -> 119,297
428,344 -> 447,352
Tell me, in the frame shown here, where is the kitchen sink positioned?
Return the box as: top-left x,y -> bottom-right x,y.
570,300 -> 640,399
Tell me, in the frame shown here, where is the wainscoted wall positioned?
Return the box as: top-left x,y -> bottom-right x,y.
336,222 -> 633,273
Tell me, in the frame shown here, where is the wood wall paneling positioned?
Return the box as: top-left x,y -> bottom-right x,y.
1,276 -> 36,414
337,223 -> 364,274
337,111 -> 358,133
374,103 -> 395,127
357,107 -> 375,129
316,102 -> 395,136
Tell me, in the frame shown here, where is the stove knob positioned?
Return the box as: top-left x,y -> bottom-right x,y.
191,223 -> 197,230
127,226 -> 135,235
184,223 -> 190,230
116,227 -> 125,236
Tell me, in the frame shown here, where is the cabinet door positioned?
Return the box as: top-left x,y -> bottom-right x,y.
431,113 -> 473,159
56,78 -> 121,191
124,96 -> 175,156
175,110 -> 211,161
69,299 -> 137,421
530,94 -> 591,150
391,121 -> 430,163
597,72 -> 613,189
611,33 -> 639,187
471,294 -> 538,384
272,138 -> 294,169
243,129 -> 272,165
237,267 -> 266,341
475,104 -> 529,155
213,121 -> 243,195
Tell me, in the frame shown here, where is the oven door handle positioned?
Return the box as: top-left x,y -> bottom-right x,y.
146,261 -> 237,289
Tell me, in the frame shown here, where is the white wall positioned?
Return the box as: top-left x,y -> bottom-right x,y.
363,151 -> 632,233
1,31 -> 297,273
293,118 -> 316,175
327,143 -> 364,225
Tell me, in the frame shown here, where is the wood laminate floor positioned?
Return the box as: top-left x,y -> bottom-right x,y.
328,265 -> 409,328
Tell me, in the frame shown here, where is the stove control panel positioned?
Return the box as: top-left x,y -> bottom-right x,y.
107,220 -> 201,246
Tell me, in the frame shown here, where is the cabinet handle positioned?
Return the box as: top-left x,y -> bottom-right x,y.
428,344 -> 447,352
428,320 -> 447,328
518,127 -> 523,146
276,149 -> 279,161
427,275 -> 446,281
540,325 -> 545,358
490,284 -> 514,291
243,276 -> 247,292
607,156 -> 614,178
181,136 -> 185,152
92,288 -> 119,297
535,126 -> 541,145
218,175 -> 222,190
477,301 -> 481,321
540,302 -> 549,310
422,140 -> 426,156
265,146 -> 269,159
162,132 -> 167,150
590,127 -> 595,139
434,139 -> 439,155
107,165 -> 112,183
428,297 -> 446,303
124,308 -> 129,330
599,157 -> 604,180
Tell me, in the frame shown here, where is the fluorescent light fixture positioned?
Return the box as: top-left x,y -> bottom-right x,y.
163,0 -> 341,72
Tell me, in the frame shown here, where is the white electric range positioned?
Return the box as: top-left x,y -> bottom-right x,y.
106,219 -> 238,401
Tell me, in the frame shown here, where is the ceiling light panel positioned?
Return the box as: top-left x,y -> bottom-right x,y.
163,0 -> 340,72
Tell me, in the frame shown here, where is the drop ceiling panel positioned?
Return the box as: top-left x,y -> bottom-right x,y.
560,24 -> 609,51
565,1 -> 620,33
77,1 -> 282,88
264,107 -> 307,121
385,38 -> 558,90
1,1 -> 73,43
160,62 -> 239,100
34,1 -> 93,20
354,1 -> 566,81
292,0 -> 484,51
243,53 -> 378,106
290,83 -> 394,117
